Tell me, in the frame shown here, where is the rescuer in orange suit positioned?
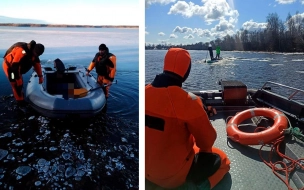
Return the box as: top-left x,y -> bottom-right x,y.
145,48 -> 230,189
86,44 -> 116,99
2,40 -> 44,107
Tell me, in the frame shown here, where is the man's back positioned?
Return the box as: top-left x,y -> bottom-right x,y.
145,48 -> 229,189
145,84 -> 216,188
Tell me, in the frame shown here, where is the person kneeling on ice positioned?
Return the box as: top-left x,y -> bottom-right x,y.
145,48 -> 230,189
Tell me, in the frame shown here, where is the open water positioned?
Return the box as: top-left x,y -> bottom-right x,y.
0,27 -> 139,189
146,50 -> 304,93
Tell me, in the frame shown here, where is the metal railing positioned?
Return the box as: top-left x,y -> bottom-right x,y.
261,81 -> 304,103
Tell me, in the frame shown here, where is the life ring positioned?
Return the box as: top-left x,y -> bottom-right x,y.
226,108 -> 288,145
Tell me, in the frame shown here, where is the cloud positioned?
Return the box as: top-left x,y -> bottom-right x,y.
145,27 -> 149,35
146,0 -> 177,8
183,34 -> 194,39
212,29 -> 235,40
212,19 -> 235,32
158,32 -> 166,36
168,0 -> 239,25
170,34 -> 178,38
242,19 -> 267,31
198,19 -> 236,40
168,1 -> 198,17
169,17 -> 238,42
275,0 -> 297,4
193,28 -> 212,37
203,0 -> 239,24
173,26 -> 192,33
160,39 -> 169,43
166,0 -> 240,41
287,12 -> 304,28
204,4 -> 225,20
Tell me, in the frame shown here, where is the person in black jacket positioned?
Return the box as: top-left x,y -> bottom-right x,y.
208,44 -> 215,60
86,44 -> 117,99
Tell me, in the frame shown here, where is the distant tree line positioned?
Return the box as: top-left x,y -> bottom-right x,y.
146,12 -> 304,52
0,23 -> 139,29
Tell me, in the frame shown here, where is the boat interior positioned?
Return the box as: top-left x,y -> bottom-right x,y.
146,80 -> 304,190
43,67 -> 88,98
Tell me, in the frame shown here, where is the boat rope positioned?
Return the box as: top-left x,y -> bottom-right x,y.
283,126 -> 304,142
258,115 -> 304,190
79,69 -> 85,77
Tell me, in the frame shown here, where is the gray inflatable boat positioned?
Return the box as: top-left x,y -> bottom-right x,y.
25,64 -> 106,119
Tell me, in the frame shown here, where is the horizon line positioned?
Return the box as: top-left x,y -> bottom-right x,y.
0,23 -> 139,28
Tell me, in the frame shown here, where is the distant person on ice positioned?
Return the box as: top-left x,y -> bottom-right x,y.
215,46 -> 221,59
208,44 -> 215,60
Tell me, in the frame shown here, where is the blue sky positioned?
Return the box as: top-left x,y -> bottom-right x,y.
145,0 -> 304,45
0,0 -> 140,25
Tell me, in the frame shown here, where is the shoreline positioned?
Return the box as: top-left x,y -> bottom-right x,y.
145,49 -> 304,54
0,23 -> 138,29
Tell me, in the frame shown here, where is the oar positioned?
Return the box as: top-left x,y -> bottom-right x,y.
204,50 -> 208,63
75,80 -> 117,98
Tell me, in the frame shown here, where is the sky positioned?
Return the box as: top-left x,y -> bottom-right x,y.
0,0 -> 140,26
145,0 -> 304,45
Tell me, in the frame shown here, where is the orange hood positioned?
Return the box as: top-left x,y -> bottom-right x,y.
163,48 -> 191,81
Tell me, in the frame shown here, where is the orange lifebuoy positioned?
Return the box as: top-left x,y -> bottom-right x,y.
226,108 -> 288,145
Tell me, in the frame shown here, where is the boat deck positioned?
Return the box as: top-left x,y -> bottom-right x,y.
146,109 -> 303,190
145,81 -> 304,190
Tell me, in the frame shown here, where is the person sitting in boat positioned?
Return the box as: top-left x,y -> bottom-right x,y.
208,44 -> 215,60
145,48 -> 231,189
2,40 -> 44,108
51,58 -> 71,98
54,58 -> 66,79
86,44 -> 116,99
215,46 -> 221,59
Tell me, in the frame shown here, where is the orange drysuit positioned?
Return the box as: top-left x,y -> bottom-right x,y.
2,43 -> 43,102
145,48 -> 230,189
87,52 -> 116,98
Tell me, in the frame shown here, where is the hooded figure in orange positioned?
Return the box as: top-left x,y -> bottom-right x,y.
2,40 -> 44,107
145,48 -> 230,189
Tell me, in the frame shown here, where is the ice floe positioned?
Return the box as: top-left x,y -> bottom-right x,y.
0,99 -> 139,189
